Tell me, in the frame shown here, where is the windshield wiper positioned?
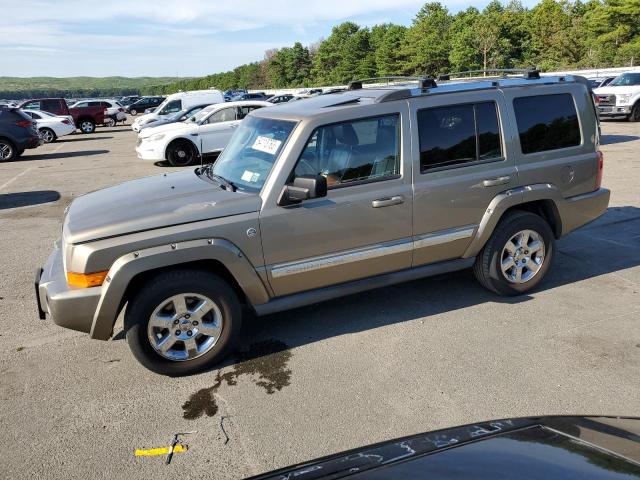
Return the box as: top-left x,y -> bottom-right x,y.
201,165 -> 236,192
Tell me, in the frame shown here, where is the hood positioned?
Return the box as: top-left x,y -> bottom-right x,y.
594,85 -> 639,95
64,169 -> 261,244
134,112 -> 157,124
139,120 -> 195,138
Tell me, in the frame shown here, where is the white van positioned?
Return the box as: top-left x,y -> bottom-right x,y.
131,89 -> 224,131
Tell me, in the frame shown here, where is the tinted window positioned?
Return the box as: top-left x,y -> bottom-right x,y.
419,102 -> 501,172
159,99 -> 182,114
41,99 -> 62,111
23,101 -> 40,110
513,94 -> 580,154
293,114 -> 400,188
237,105 -> 263,120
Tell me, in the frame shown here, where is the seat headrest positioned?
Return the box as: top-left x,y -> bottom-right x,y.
335,124 -> 359,146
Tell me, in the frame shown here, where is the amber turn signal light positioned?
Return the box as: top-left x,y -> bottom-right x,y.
67,271 -> 109,288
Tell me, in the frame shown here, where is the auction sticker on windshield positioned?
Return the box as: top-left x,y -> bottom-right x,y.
241,170 -> 260,183
252,136 -> 281,155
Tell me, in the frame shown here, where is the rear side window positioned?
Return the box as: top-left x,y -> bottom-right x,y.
41,99 -> 62,111
418,101 -> 502,172
23,101 -> 40,110
513,94 -> 580,154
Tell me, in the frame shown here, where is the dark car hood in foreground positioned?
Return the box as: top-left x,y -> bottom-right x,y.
249,417 -> 640,480
64,169 -> 261,244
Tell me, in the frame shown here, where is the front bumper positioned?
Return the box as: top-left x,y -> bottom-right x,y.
35,240 -> 101,334
135,141 -> 164,161
598,105 -> 631,117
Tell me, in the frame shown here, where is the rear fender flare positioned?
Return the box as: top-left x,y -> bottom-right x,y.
463,183 -> 564,258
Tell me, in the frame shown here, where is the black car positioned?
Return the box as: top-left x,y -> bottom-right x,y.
120,95 -> 142,106
268,94 -> 295,104
0,106 -> 41,161
249,416 -> 640,479
125,96 -> 165,116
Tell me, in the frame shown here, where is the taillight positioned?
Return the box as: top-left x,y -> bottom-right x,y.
593,93 -> 600,105
595,150 -> 604,189
62,119 -> 71,125
118,108 -> 124,112
15,120 -> 32,127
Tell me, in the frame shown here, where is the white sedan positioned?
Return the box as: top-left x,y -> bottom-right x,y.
22,110 -> 76,143
136,101 -> 272,166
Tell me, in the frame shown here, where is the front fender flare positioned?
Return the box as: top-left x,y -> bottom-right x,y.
89,238 -> 270,340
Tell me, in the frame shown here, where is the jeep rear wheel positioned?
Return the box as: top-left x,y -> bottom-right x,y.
473,211 -> 555,295
124,269 -> 241,376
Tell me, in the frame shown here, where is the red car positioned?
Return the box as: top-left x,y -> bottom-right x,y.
18,98 -> 107,134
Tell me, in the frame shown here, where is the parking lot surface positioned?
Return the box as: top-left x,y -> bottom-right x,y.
1,122 -> 639,479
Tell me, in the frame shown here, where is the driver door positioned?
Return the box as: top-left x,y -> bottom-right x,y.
198,107 -> 239,155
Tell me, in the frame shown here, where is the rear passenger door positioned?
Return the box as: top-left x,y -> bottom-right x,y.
410,91 -> 519,266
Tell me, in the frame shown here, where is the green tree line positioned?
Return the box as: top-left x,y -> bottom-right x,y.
144,0 -> 640,94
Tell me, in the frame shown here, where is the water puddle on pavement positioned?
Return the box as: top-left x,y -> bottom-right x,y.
182,339 -> 292,420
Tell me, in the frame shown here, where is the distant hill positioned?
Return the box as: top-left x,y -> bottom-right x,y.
0,76 -> 189,100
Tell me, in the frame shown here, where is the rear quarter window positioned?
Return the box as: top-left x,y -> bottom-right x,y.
513,94 -> 581,154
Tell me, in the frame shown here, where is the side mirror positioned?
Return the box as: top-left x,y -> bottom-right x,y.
278,175 -> 327,206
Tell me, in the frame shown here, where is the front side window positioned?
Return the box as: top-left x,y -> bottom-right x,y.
205,107 -> 236,124
208,116 -> 296,192
419,101 -> 501,172
513,94 -> 580,154
293,114 -> 400,188
74,102 -> 89,108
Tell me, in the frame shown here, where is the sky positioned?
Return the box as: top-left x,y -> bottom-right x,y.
1,0 -> 537,78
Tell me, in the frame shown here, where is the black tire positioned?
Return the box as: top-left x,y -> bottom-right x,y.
130,109 -> 138,116
0,138 -> 17,162
166,140 -> 198,167
104,117 -> 116,128
39,127 -> 57,143
124,269 -> 242,376
629,102 -> 640,122
473,210 -> 555,296
79,119 -> 95,134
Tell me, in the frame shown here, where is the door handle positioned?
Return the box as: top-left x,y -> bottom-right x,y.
372,195 -> 404,208
482,176 -> 511,187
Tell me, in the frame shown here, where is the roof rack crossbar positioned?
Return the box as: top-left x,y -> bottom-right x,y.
348,76 -> 437,91
437,68 -> 540,81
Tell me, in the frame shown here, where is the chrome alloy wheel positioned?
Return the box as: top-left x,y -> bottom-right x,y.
40,129 -> 55,143
0,141 -> 13,160
500,229 -> 545,284
147,293 -> 223,361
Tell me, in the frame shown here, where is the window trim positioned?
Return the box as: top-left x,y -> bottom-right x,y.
288,112 -> 403,191
513,93 -> 583,155
418,100 -> 504,175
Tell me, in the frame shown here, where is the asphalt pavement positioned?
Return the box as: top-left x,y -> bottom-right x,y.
0,120 -> 639,479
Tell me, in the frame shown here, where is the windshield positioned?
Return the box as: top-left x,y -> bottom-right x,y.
609,73 -> 640,86
208,116 -> 296,193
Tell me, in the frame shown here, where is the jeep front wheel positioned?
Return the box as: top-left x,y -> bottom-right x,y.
473,211 -> 555,295
124,269 -> 241,376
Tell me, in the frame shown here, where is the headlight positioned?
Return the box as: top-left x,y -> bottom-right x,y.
149,133 -> 165,142
618,94 -> 631,105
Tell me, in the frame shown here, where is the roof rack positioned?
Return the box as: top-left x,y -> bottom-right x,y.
348,76 -> 437,91
437,68 -> 540,81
